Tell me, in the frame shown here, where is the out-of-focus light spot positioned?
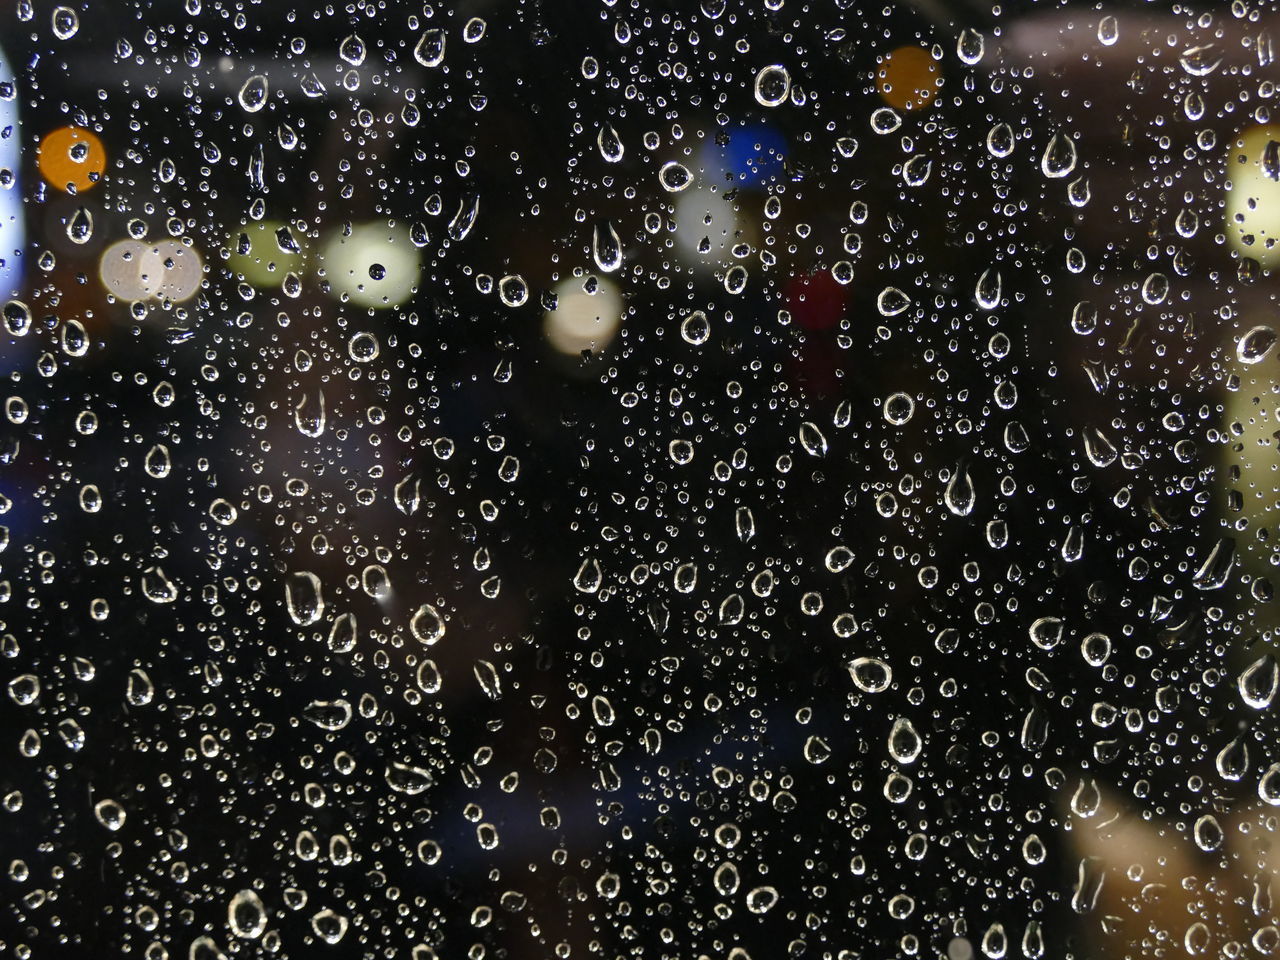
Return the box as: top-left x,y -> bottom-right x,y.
317,222 -> 420,309
703,125 -> 787,188
786,269 -> 848,331
227,221 -> 306,287
543,277 -> 622,356
674,184 -> 743,269
99,239 -> 202,303
0,40 -> 23,298
1226,124 -> 1280,270
876,46 -> 941,111
37,126 -> 106,193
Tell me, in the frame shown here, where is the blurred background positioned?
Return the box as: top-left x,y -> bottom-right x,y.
1,0 -> 1280,958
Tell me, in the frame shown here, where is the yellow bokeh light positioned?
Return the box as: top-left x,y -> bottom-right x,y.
1225,124 -> 1280,270
876,46 -> 941,112
37,126 -> 106,193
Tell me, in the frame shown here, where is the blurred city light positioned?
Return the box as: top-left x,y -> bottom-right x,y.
227,220 -> 306,288
0,39 -> 22,298
543,276 -> 623,356
317,222 -> 420,308
37,126 -> 106,193
99,238 -> 203,303
1225,124 -> 1280,271
876,46 -> 942,111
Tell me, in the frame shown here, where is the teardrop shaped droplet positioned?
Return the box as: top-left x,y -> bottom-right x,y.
888,717 -> 922,764
238,74 -> 268,112
1041,133 -> 1077,179
592,221 -> 622,273
597,123 -> 624,163
943,462 -> 975,517
877,286 -> 911,317
1237,325 -> 1277,364
975,268 -> 1002,309
414,28 -> 446,66
956,28 -> 984,65
1239,654 -> 1278,710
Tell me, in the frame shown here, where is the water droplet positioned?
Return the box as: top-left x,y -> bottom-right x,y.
67,207 -> 93,244
986,122 -> 1015,158
1097,14 -> 1118,46
294,390 -> 326,438
1260,763 -> 1280,805
798,421 -> 827,457
956,28 -> 984,65
848,657 -> 891,693
328,613 -> 357,653
597,123 -> 624,163
746,886 -> 779,914
1237,325 -> 1277,363
414,29 -> 446,67
713,861 -> 740,896
1217,733 -> 1250,781
93,798 -> 126,831
1041,133 -> 1077,179
284,571 -> 324,625
386,761 -> 433,794
303,699 -> 352,731
944,463 -> 975,516
142,566 -> 179,604
659,161 -> 692,192
1070,777 -> 1101,817
311,908 -> 349,944
1192,813 -> 1222,852
1082,426 -> 1118,468
753,65 -> 791,107
592,221 -> 622,272
888,717 -> 922,764
498,275 -> 528,307
877,286 -> 911,316
51,6 -> 78,40
238,74 -> 268,112
410,604 -> 445,644
975,269 -> 1001,309
474,660 -> 502,699
735,506 -> 755,543
462,17 -> 487,43
229,889 -> 267,939
1239,655 -> 1278,709
348,331 -> 380,361
1180,44 -> 1222,77
339,33 -> 366,66
680,310 -> 710,345
803,735 -> 831,764
1192,537 -> 1236,591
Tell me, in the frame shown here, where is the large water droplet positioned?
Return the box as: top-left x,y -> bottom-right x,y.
888,717 -> 922,764
753,65 -> 791,107
238,74 -> 268,112
1041,133 -> 1077,179
228,889 -> 267,939
284,571 -> 324,625
414,29 -> 446,67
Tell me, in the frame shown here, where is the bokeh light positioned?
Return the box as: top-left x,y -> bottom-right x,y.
543,276 -> 623,356
227,220 -> 307,288
37,126 -> 106,193
317,222 -> 420,309
99,239 -> 203,303
1225,124 -> 1280,270
876,46 -> 941,112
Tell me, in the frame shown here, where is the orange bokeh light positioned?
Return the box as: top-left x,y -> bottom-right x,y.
37,126 -> 106,193
876,46 -> 941,112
